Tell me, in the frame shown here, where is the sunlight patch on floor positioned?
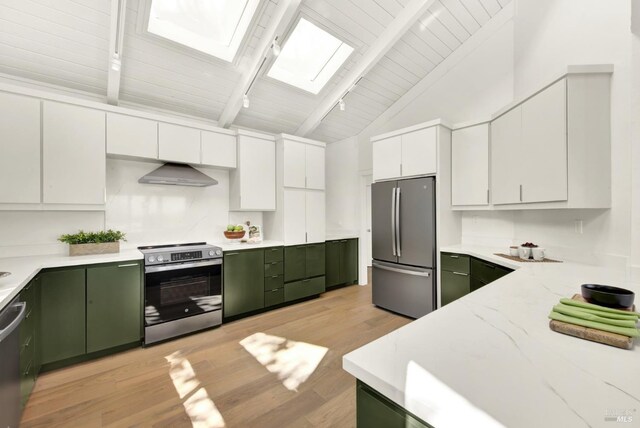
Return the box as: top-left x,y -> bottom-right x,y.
165,351 -> 226,428
239,332 -> 328,391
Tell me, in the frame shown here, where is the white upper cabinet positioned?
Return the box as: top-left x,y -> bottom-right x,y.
520,79 -> 567,203
43,101 -> 106,205
106,113 -> 158,159
283,188 -> 306,245
158,123 -> 200,164
282,137 -> 325,190
283,140 -> 306,188
372,136 -> 401,181
451,123 -> 489,206
372,125 -> 438,181
0,93 -> 41,204
491,107 -> 522,205
305,191 -> 326,243
201,130 -> 236,168
401,127 -> 437,177
230,131 -> 276,211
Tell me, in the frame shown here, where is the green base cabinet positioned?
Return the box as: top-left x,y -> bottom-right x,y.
284,246 -> 306,282
357,381 -> 432,428
326,239 -> 358,287
224,249 -> 265,318
305,243 -> 326,278
40,268 -> 86,365
283,244 -> 326,301
19,276 -> 39,407
284,277 -> 325,302
86,262 -> 142,353
441,270 -> 470,306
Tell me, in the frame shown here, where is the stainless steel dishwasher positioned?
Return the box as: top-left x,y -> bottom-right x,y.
0,298 -> 26,428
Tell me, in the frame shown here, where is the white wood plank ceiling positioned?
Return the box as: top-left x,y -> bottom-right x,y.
0,0 -> 511,141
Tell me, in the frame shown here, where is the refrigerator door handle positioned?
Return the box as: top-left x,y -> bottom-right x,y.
391,187 -> 397,256
395,187 -> 401,257
373,262 -> 430,277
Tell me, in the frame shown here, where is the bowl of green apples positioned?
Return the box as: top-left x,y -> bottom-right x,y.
224,224 -> 246,239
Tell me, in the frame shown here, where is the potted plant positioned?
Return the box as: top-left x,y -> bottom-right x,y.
58,230 -> 126,256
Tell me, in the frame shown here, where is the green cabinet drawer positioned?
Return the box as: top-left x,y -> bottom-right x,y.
264,246 -> 284,263
264,288 -> 284,307
441,252 -> 470,274
471,258 -> 512,284
441,270 -> 470,306
264,274 -> 284,291
40,268 -> 86,365
284,276 -> 325,302
357,381 -> 431,428
305,243 -> 326,278
224,249 -> 265,318
285,246 -> 306,282
86,262 -> 142,353
264,261 -> 284,277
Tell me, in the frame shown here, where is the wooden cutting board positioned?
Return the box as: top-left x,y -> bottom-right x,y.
549,294 -> 636,350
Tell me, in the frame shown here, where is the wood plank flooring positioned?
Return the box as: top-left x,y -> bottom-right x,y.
21,275 -> 411,427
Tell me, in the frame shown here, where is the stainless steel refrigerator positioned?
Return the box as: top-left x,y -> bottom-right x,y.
372,176 -> 436,318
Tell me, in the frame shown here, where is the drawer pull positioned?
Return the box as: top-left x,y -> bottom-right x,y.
449,255 -> 459,259
302,279 -> 311,283
271,289 -> 279,292
482,263 -> 495,269
226,253 -> 239,256
452,272 -> 468,276
271,262 -> 279,265
118,263 -> 138,268
271,275 -> 279,278
270,248 -> 279,252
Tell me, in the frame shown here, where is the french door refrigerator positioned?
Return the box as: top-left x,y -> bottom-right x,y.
372,176 -> 436,318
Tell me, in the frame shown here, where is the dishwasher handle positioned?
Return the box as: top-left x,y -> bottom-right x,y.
0,301 -> 26,343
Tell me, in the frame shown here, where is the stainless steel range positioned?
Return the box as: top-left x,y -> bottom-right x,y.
139,242 -> 223,345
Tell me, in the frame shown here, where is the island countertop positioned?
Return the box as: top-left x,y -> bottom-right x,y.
343,246 -> 640,428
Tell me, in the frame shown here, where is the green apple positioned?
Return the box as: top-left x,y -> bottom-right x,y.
234,225 -> 244,232
226,224 -> 235,231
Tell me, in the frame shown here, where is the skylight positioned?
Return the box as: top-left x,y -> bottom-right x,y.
267,18 -> 354,94
147,0 -> 260,62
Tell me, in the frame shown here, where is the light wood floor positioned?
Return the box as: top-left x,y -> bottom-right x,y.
21,274 -> 410,427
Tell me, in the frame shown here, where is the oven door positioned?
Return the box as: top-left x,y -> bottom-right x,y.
144,259 -> 222,327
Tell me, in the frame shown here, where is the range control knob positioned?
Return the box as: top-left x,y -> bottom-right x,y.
157,255 -> 164,262
148,256 -> 156,263
208,250 -> 215,256
215,250 -> 222,256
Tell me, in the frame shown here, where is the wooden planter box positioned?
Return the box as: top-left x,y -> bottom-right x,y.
68,242 -> 120,256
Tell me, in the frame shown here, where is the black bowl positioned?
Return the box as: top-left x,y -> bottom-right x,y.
581,284 -> 635,308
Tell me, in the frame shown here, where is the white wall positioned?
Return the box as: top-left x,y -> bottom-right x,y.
631,27 -> 640,280
325,136 -> 360,233
463,0 -> 633,269
0,159 -> 262,257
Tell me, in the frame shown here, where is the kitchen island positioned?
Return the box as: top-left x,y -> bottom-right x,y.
344,246 -> 640,428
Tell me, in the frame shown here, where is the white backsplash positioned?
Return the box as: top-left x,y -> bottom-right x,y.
0,159 -> 264,258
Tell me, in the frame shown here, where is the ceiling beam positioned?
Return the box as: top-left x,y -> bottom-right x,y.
295,0 -> 437,137
217,0 -> 302,128
107,0 -> 127,105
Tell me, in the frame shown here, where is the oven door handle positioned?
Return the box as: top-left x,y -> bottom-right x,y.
145,259 -> 222,273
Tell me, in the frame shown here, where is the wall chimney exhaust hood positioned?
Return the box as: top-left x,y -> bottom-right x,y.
138,163 -> 218,187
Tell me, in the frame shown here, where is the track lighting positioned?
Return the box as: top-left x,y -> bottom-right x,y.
243,94 -> 250,109
339,98 -> 345,111
272,39 -> 281,56
111,53 -> 121,72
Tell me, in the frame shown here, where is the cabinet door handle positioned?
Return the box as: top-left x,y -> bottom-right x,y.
449,255 -> 459,259
272,275 -> 279,278
302,279 -> 311,282
520,184 -> 523,202
226,253 -> 239,256
340,240 -> 347,243
482,262 -> 495,269
270,248 -> 279,252
487,189 -> 490,204
118,263 -> 138,268
271,289 -> 279,292
452,272 -> 468,276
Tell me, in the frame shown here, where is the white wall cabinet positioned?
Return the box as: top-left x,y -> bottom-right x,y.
106,113 -> 158,159
158,123 -> 201,164
283,189 -> 306,245
229,131 -> 276,211
372,126 -> 437,181
0,93 -> 41,204
305,191 -> 326,243
42,101 -> 106,205
451,123 -> 489,206
201,130 -> 236,168
282,136 -> 325,190
491,107 -> 522,205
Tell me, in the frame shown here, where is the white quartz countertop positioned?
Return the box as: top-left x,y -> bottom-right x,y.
344,245 -> 640,428
325,231 -> 360,241
214,240 -> 284,251
0,249 -> 143,311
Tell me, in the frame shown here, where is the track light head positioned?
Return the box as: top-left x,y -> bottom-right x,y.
272,39 -> 281,56
339,98 -> 345,111
243,94 -> 250,109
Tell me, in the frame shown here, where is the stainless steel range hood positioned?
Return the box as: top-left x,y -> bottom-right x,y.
138,163 -> 218,187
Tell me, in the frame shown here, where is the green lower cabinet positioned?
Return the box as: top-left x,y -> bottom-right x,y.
40,268 -> 86,366
357,381 -> 431,428
284,246 -> 306,282
325,241 -> 342,287
471,258 -> 511,284
86,262 -> 142,353
264,288 -> 284,307
264,274 -> 284,292
284,276 -> 325,302
470,277 -> 486,293
342,239 -> 358,284
305,243 -> 326,278
19,278 -> 38,406
264,246 -> 284,263
224,249 -> 265,318
441,270 -> 470,306
264,260 -> 284,277
326,239 -> 359,287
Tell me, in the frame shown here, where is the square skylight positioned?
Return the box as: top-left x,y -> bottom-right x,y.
147,0 -> 260,62
267,18 -> 354,94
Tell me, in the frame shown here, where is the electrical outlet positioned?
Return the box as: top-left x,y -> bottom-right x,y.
574,219 -> 583,234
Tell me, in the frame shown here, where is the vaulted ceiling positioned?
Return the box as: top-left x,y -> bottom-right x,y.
0,0 -> 511,142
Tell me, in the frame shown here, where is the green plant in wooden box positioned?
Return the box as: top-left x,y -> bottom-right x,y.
58,230 -> 126,256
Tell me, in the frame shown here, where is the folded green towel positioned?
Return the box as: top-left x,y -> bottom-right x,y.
555,303 -> 638,321
553,305 -> 638,328
560,298 -> 639,317
549,312 -> 640,337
